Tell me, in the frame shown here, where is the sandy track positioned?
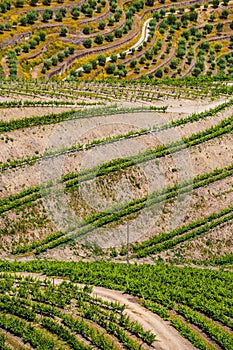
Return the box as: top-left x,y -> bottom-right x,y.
91,287 -> 195,350
5,272 -> 195,350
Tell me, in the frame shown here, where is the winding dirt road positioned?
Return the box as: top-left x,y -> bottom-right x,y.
7,272 -> 195,350
92,286 -> 195,350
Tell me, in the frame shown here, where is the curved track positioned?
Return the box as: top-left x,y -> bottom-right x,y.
8,272 -> 195,350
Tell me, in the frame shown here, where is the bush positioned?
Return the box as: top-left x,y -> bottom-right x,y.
83,26 -> 91,34
60,27 -> 68,36
83,63 -> 92,73
155,68 -> 163,78
83,38 -> 92,48
97,54 -> 106,66
106,63 -> 116,74
98,21 -> 105,30
105,33 -> 114,42
29,39 -> 37,49
94,34 -> 103,44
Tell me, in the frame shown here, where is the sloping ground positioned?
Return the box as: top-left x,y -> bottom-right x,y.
0,0 -> 233,80
0,79 -> 233,350
0,80 -> 233,267
1,272 -> 195,350
0,261 -> 232,350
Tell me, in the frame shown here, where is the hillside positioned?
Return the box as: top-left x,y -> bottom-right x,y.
0,77 -> 232,348
0,0 -> 233,349
0,78 -> 232,265
0,0 -> 232,79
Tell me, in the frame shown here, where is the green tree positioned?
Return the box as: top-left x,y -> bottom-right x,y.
119,52 -> 126,59
14,46 -> 21,55
30,0 -> 38,6
108,16 -> 114,26
90,59 -> 97,69
43,59 -> 51,69
110,53 -> 117,62
64,49 -> 69,57
203,24 -> 213,34
106,63 -> 116,74
85,7 -> 93,17
83,26 -> 91,34
0,24 -> 4,33
214,43 -> 222,52
97,54 -> 106,66
83,63 -> 92,73
19,16 -> 27,26
94,34 -> 103,44
15,0 -> 24,8
96,5 -> 102,13
70,70 -> 77,77
71,7 -> 79,19
192,67 -> 201,76
170,58 -> 179,69
98,21 -> 105,30
130,60 -> 137,68
216,22 -> 223,32
68,46 -> 75,54
83,38 -> 92,48
55,11 -> 63,22
212,0 -> 219,7
114,11 -> 121,21
60,27 -> 68,36
105,33 -> 114,42
26,10 -> 38,24
115,28 -> 122,38
208,15 -> 214,24
51,56 -> 58,66
29,39 -> 37,49
42,9 -> 53,22
38,30 -> 46,41
23,43 -> 30,52
220,9 -> 228,19
57,52 -> 65,61
146,0 -> 154,5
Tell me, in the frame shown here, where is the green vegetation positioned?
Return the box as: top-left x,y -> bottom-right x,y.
0,0 -> 232,80
0,4 -> 233,350
0,272 -> 156,349
0,262 -> 232,348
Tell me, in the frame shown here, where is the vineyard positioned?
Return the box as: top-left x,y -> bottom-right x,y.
0,260 -> 232,349
0,0 -> 233,348
1,78 -> 233,264
0,76 -> 232,348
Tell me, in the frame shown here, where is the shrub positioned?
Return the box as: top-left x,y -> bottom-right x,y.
83,38 -> 92,48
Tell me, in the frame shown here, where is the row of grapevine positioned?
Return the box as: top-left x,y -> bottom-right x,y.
0,274 -> 156,349
0,99 -> 104,108
0,262 -> 232,348
13,163 -> 233,254
132,205 -> 233,258
2,109 -> 233,215
2,98 -> 232,172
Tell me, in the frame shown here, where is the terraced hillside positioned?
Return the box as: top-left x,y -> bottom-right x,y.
0,78 -> 232,266
0,56 -> 233,350
0,260 -> 232,350
0,0 -> 233,79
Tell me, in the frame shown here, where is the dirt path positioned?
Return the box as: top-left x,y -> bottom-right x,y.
6,272 -> 195,350
75,17 -> 152,75
1,57 -> 9,78
31,63 -> 43,79
91,286 -> 195,350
